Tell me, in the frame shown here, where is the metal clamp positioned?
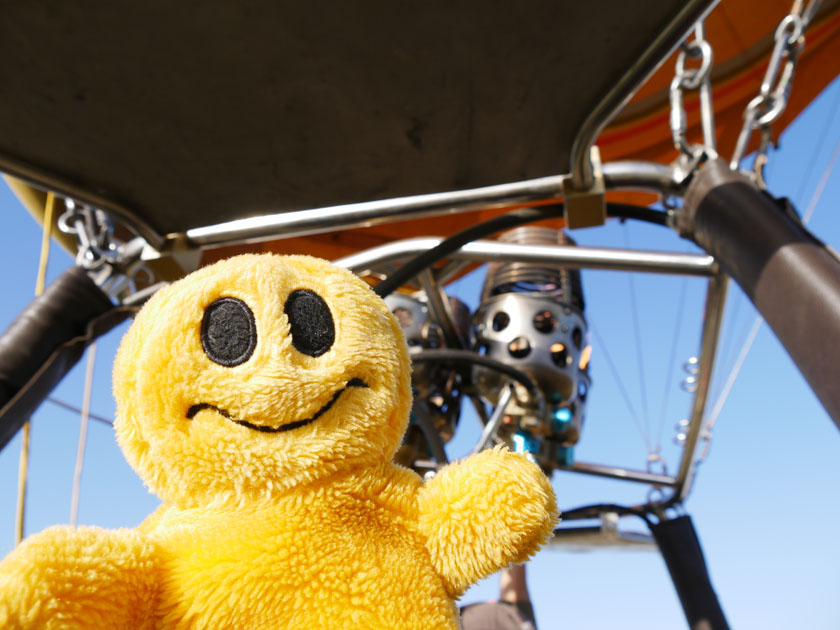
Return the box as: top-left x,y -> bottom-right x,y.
563,146 -> 606,229
57,199 -> 155,300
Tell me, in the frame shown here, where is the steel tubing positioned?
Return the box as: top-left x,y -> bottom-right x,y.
334,238 -> 717,277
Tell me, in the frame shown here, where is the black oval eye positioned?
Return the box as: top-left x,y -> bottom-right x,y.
201,297 -> 257,367
284,289 -> 335,357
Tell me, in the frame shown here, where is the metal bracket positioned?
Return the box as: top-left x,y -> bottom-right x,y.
563,147 -> 606,229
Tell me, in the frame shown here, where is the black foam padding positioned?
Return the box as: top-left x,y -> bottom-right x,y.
284,290 -> 334,357
201,297 -> 257,367
0,268 -> 124,450
0,267 -> 113,404
682,159 -> 840,430
650,515 -> 729,630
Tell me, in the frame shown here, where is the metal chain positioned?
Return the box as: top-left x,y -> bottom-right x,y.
668,21 -> 719,190
670,21 -> 716,160
730,0 -> 824,178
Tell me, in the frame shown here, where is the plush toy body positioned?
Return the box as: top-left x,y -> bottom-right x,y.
0,254 -> 556,629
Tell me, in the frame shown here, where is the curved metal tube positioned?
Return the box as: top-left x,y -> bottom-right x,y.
170,162 -> 683,253
602,161 -> 683,196
570,0 -> 720,189
0,161 -> 164,250
185,174 -> 565,249
334,238 -> 717,277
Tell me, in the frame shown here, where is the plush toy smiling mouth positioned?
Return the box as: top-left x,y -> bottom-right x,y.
179,285 -> 375,434
185,377 -> 369,433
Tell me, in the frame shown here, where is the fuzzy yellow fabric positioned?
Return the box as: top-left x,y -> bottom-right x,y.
0,254 -> 557,629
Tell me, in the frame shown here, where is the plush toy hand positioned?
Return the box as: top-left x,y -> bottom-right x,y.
417,445 -> 557,597
0,526 -> 159,630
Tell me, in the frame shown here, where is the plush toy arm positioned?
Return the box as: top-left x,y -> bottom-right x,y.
0,525 -> 160,630
416,446 -> 557,597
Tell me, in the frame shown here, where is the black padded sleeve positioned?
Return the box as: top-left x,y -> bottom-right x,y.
0,266 -> 122,450
680,158 -> 840,431
651,515 -> 729,630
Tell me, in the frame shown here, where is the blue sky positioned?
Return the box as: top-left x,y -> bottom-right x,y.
1,77 -> 839,629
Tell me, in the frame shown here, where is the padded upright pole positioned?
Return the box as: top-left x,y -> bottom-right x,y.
0,266 -> 124,450
679,158 -> 840,431
650,515 -> 729,630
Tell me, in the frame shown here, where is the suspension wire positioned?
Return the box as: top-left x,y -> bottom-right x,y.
711,293 -> 750,407
590,322 -> 650,452
621,224 -> 651,445
700,315 -> 763,461
34,197 -> 55,297
69,343 -> 97,527
714,288 -> 743,396
16,192 -> 56,545
655,276 -> 688,450
802,130 -> 840,225
794,81 -> 840,205
710,275 -> 759,408
701,120 -> 840,462
46,397 -> 113,426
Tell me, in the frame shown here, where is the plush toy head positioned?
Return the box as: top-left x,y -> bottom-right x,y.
113,254 -> 412,508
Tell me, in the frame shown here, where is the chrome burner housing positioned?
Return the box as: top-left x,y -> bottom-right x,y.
385,292 -> 467,467
472,227 -> 591,469
474,293 -> 589,405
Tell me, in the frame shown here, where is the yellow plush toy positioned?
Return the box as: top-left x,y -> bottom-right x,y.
0,254 -> 556,629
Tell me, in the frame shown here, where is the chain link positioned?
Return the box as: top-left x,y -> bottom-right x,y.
669,21 -> 716,161
730,0 -> 824,177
